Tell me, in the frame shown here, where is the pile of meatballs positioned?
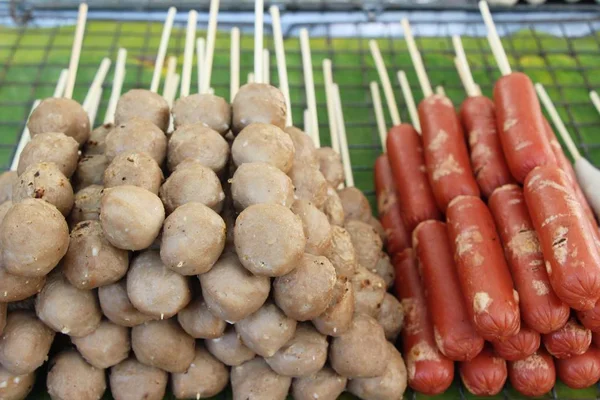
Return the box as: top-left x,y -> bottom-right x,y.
0,82 -> 406,400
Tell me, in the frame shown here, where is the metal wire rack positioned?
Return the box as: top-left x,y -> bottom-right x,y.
1,3 -> 600,397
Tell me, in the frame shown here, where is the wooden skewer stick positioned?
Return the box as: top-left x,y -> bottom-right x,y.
369,40 -> 401,126
230,27 -> 240,101
263,49 -> 270,85
196,37 -> 205,94
247,72 -> 255,84
333,83 -> 354,187
270,6 -> 292,126
64,3 -> 88,99
104,48 -> 127,124
165,73 -> 181,110
164,56 -> 178,132
201,0 -> 220,94
435,86 -> 445,96
323,59 -> 339,153
304,109 -> 311,136
479,0 -> 512,76
87,88 -> 103,128
53,69 -> 69,98
300,28 -> 319,147
370,81 -> 387,152
254,0 -> 264,84
590,90 -> 600,116
180,10 -> 198,97
396,70 -> 421,132
401,18 -> 433,98
82,57 -> 111,113
452,35 -> 480,97
150,7 -> 176,93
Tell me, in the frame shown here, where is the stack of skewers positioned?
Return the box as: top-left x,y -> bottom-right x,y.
370,1 -> 600,397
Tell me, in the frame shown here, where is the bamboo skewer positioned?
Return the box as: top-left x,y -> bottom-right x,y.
323,59 -> 339,153
397,70 -> 421,132
150,7 -> 176,92
369,40 -> 401,126
370,81 -> 387,151
64,3 -> 88,99
254,0 -> 264,83
270,6 -> 292,126
180,10 -> 198,97
300,28 -> 319,147
104,48 -> 127,124
201,0 -> 220,94
230,28 -> 240,100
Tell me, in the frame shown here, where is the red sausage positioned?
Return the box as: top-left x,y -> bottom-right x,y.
386,124 -> 441,233
542,318 -> 591,359
524,165 -> 600,311
593,332 -> 600,348
458,344 -> 507,396
555,347 -> 600,389
489,184 -> 570,334
413,220 -> 484,361
446,195 -> 520,341
544,118 -> 600,240
373,154 -> 410,254
508,349 -> 556,397
577,302 -> 600,332
459,95 -> 515,198
493,72 -> 556,183
492,325 -> 541,361
393,249 -> 454,395
418,95 -> 480,212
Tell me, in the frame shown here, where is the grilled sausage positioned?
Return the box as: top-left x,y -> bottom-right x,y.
555,347 -> 600,389
542,318 -> 591,359
492,325 -> 541,361
459,344 -> 507,396
507,349 -> 555,397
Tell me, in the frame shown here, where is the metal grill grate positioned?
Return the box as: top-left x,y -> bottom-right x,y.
1,4 -> 600,397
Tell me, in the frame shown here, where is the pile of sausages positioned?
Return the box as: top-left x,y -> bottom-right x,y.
375,70 -> 600,396
0,82 -> 409,400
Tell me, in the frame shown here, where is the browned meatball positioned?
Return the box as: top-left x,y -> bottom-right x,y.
35,270 -> 102,337
0,311 -> 55,375
98,280 -> 154,327
316,147 -> 344,188
291,367 -> 347,400
12,162 -> 74,216
171,345 -> 229,399
85,123 -> 112,155
72,320 -> 130,369
18,132 -> 79,177
348,342 -> 408,400
231,162 -> 294,211
329,314 -> 390,378
177,296 -> 226,339
115,89 -> 170,132
104,152 -> 163,194
351,265 -> 386,318
172,93 -> 231,135
47,350 -> 106,400
265,323 -> 328,377
0,365 -> 35,400
289,163 -> 328,209
373,252 -> 394,289
63,220 -> 129,290
199,251 -> 270,323
131,319 -> 195,373
1,198 -> 69,277
285,126 -> 318,167
345,220 -> 383,271
312,278 -> 355,337
291,199 -> 333,256
159,160 -> 225,213
338,186 -> 372,222
231,357 -> 292,400
325,225 -> 358,281
100,185 -> 165,251
127,250 -> 191,319
0,265 -> 46,302
160,202 -> 225,276
378,293 -> 404,342
205,325 -> 256,366
234,203 -> 306,277
73,154 -> 109,191
167,123 -> 229,173
232,123 -> 294,173
105,118 -> 167,164
28,97 -> 90,144
110,357 -> 168,400
69,184 -> 103,226
273,254 -> 336,321
236,301 -> 297,358
322,185 -> 346,226
231,83 -> 286,134
0,171 -> 16,204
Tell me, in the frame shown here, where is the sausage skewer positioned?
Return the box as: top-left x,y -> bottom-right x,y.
452,35 -> 515,198
402,19 -> 480,212
479,1 -> 556,183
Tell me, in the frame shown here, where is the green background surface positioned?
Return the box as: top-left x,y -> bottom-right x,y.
1,19 -> 599,400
